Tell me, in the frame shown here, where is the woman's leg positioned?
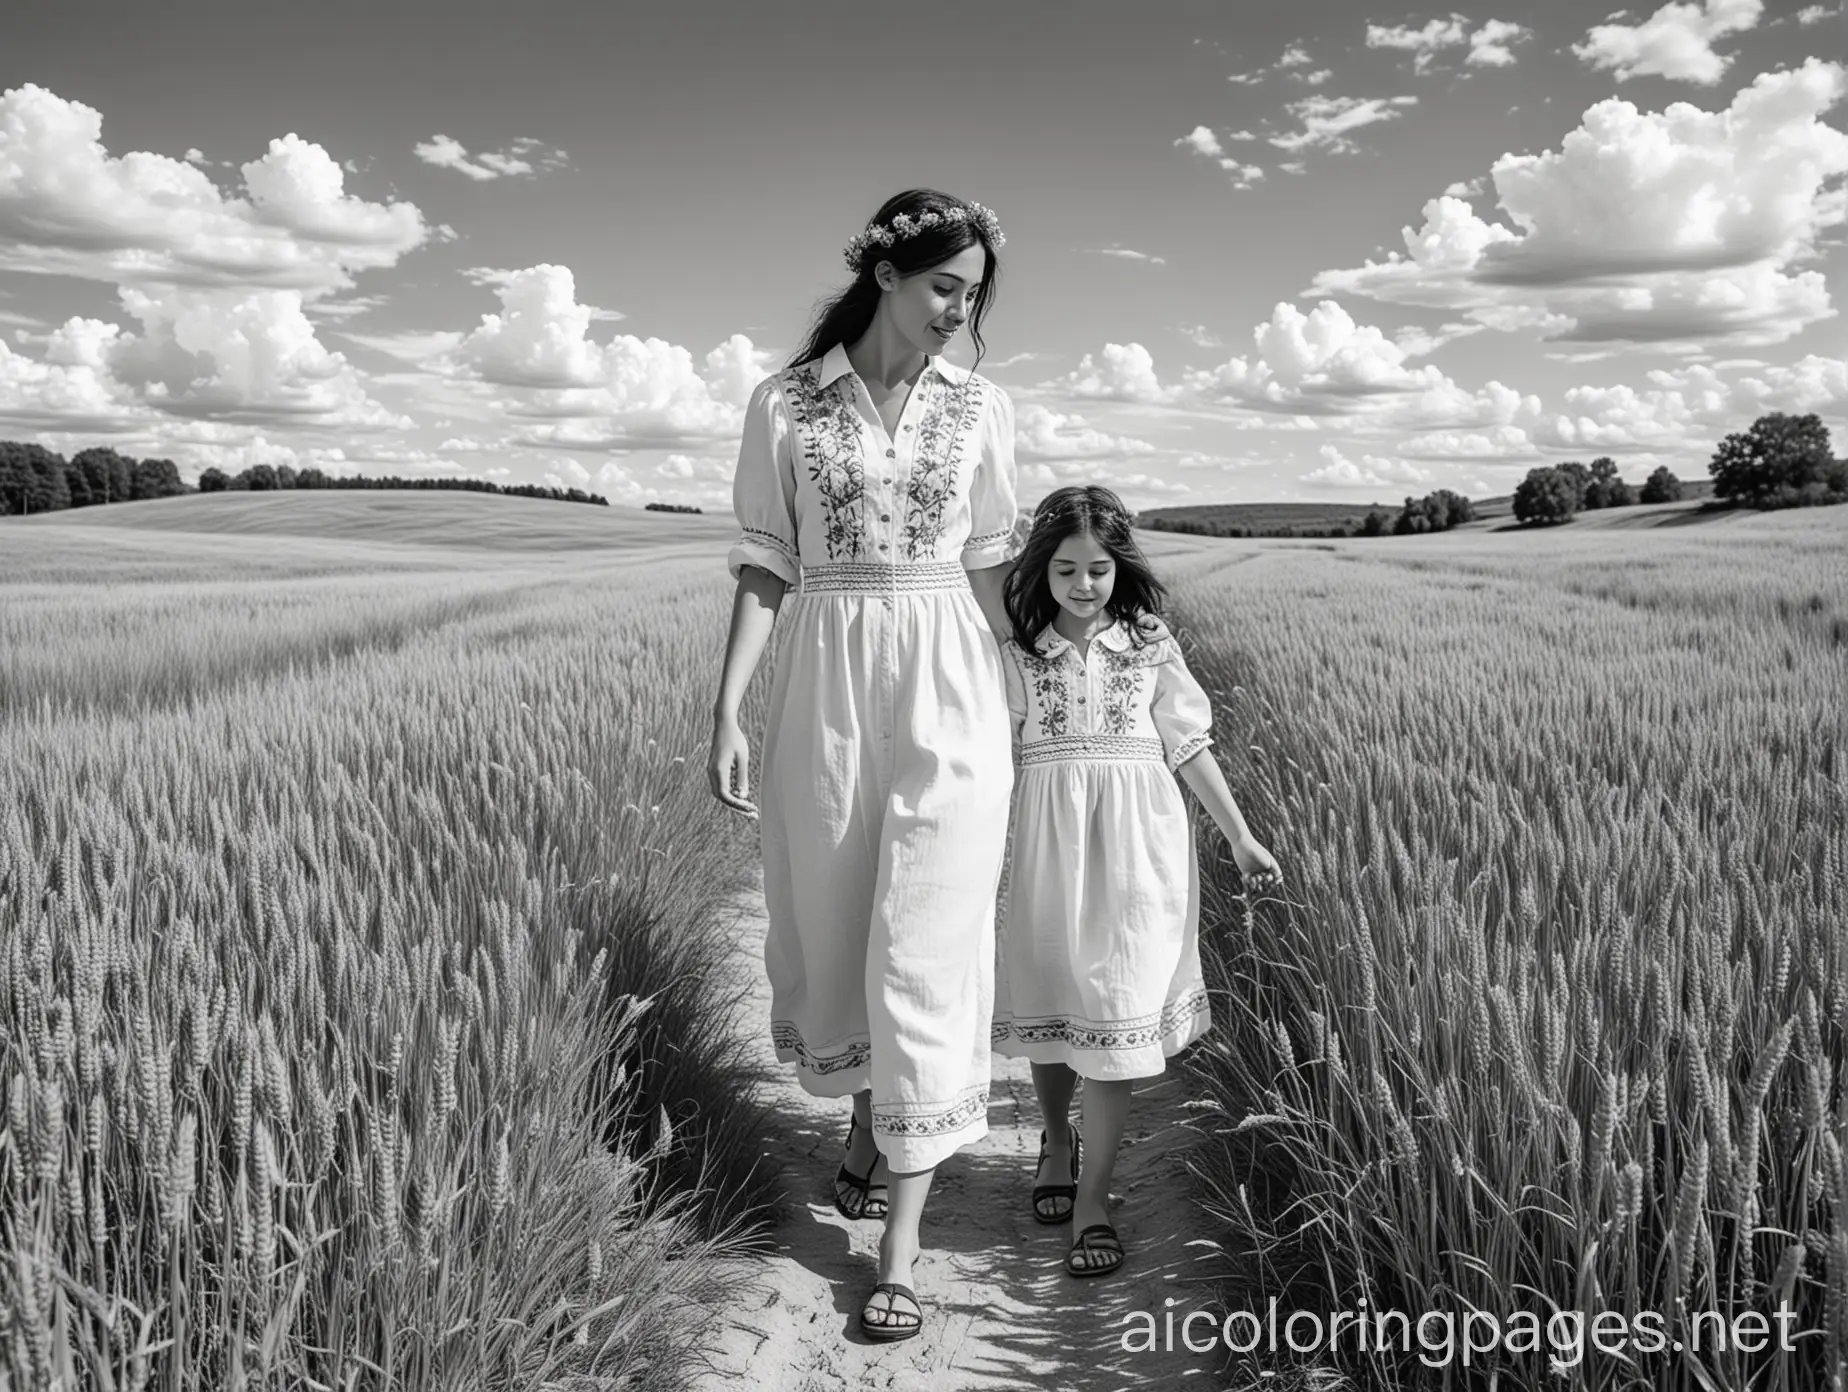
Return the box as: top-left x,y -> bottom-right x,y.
1070,1077 -> 1133,1268
861,1163 -> 937,1330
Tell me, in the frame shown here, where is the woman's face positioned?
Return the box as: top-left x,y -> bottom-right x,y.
875,241 -> 986,358
1047,530 -> 1116,622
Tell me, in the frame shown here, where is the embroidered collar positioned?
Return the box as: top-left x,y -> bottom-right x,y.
1031,614 -> 1167,659
815,341 -> 971,392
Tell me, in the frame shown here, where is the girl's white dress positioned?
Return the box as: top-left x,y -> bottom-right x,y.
728,343 -> 1019,1173
993,614 -> 1216,1081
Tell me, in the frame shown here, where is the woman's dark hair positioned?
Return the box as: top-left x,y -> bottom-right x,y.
1003,485 -> 1168,652
787,188 -> 1002,373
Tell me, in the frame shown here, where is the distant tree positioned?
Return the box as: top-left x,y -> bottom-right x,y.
243,464 -> 279,491
1710,412 -> 1847,508
1639,466 -> 1683,504
297,467 -> 329,489
1513,466 -> 1578,525
1360,509 -> 1390,537
275,464 -> 299,490
197,467 -> 230,493
131,456 -> 183,500
1584,457 -> 1629,509
1553,460 -> 1591,510
0,442 -> 72,515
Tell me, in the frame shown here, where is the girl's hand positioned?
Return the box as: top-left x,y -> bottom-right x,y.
1229,835 -> 1282,893
708,718 -> 758,819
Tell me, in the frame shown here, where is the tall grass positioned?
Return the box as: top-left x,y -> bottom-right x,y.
0,555 -> 773,1390
1175,512 -> 1847,1390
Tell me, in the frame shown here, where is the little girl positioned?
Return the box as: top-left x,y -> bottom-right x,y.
992,484 -> 1282,1279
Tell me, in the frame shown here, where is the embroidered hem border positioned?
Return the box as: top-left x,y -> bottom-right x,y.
993,988 -> 1211,1052
1019,734 -> 1166,766
799,559 -> 971,594
770,1022 -> 871,1077
872,1084 -> 989,1139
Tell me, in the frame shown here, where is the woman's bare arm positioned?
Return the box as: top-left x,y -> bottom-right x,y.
709,565 -> 788,816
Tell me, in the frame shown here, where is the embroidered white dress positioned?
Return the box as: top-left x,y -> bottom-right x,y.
727,342 -> 1019,1173
993,616 -> 1217,1081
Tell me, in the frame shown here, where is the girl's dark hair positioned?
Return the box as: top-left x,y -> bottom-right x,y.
1003,485 -> 1168,652
787,188 -> 1002,373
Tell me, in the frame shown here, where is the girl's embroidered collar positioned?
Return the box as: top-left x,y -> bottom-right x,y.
1027,613 -> 1167,658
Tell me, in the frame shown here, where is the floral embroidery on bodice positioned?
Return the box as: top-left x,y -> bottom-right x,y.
1002,616 -> 1216,773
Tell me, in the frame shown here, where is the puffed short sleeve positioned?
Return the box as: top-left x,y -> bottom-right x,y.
1149,638 -> 1215,772
726,377 -> 800,587
961,383 -> 1019,571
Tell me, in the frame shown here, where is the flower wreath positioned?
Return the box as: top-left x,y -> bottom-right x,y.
842,202 -> 1005,272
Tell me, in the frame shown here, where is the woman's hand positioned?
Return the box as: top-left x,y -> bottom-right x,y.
1229,834 -> 1282,893
708,718 -> 758,819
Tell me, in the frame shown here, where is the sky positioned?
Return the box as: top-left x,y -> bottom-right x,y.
1,0 -> 1844,512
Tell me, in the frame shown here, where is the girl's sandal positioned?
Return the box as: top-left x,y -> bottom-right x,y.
1066,1223 -> 1125,1279
833,1113 -> 888,1221
860,1282 -> 922,1342
1031,1128 -> 1083,1225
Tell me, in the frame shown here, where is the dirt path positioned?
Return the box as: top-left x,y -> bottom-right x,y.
688,882 -> 1236,1392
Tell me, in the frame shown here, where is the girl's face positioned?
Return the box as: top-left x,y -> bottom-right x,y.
1047,530 -> 1116,622
874,241 -> 986,358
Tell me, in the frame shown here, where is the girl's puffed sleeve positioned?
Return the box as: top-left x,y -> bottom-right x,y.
726,376 -> 800,587
1149,638 -> 1215,773
961,384 -> 1019,571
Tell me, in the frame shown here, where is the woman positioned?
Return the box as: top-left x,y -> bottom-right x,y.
708,188 -> 1018,1342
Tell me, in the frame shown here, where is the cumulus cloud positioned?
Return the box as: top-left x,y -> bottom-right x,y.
415,134 -> 568,180
0,85 -> 428,293
1043,304 -> 1543,442
1574,0 -> 1764,84
1180,300 -> 1452,415
1014,403 -> 1157,461
1270,95 -> 1419,155
1046,342 -> 1178,405
0,284 -> 409,436
1303,442 -> 1433,487
436,265 -> 768,449
1308,60 -> 1848,348
1174,127 -> 1267,187
1468,20 -> 1532,66
1366,17 -> 1531,71
1174,125 -> 1224,158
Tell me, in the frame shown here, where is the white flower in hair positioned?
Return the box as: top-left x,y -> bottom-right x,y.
843,201 -> 1006,272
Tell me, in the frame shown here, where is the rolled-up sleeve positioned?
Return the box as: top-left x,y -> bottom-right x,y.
1149,639 -> 1215,772
961,384 -> 1019,571
726,377 -> 800,587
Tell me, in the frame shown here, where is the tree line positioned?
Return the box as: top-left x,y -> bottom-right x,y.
1514,412 -> 1842,525
0,441 -> 610,516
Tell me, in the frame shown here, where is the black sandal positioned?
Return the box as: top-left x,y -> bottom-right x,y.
1031,1127 -> 1082,1225
860,1281 -> 922,1341
833,1113 -> 888,1221
1066,1223 -> 1125,1279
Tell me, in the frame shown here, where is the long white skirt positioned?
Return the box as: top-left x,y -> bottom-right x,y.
759,560 -> 1013,1173
993,750 -> 1210,1081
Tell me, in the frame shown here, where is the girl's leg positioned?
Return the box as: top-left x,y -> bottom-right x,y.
1070,1077 -> 1134,1268
836,1089 -> 886,1215
861,1164 -> 936,1331
1030,1061 -> 1079,1212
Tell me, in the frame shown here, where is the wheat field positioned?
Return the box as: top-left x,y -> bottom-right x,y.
3,496 -> 1844,1391
0,498 -> 774,1391
1174,508 -> 1847,1390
